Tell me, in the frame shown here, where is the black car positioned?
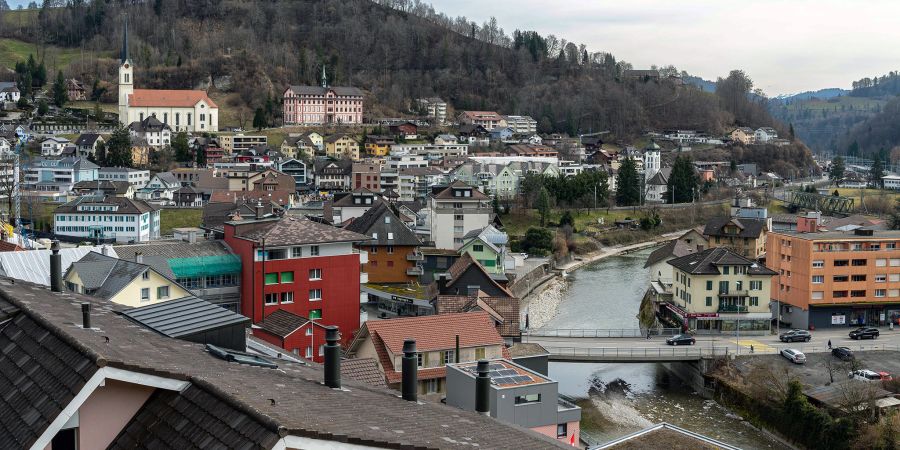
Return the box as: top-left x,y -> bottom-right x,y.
779,329 -> 811,342
831,346 -> 855,361
849,327 -> 880,340
666,334 -> 696,346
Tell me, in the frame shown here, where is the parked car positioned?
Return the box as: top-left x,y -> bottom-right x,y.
780,348 -> 806,364
849,369 -> 888,382
849,327 -> 880,340
831,346 -> 855,361
779,329 -> 811,342
666,334 -> 696,346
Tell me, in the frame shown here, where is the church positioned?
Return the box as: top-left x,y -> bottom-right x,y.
117,20 -> 219,133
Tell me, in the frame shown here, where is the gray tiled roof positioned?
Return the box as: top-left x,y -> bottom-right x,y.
66,251 -> 158,300
289,85 -> 364,97
233,216 -> 369,246
0,279 -> 568,449
340,358 -> 388,388
667,247 -> 777,276
55,195 -> 157,215
644,239 -> 696,268
703,217 -> 766,239
344,202 -> 421,247
256,309 -> 310,338
122,296 -> 250,338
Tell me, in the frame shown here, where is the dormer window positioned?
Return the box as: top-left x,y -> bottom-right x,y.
384,216 -> 391,224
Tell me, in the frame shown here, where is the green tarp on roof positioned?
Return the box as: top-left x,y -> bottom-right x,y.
168,255 -> 241,278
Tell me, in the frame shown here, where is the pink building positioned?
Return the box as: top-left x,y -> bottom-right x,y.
283,84 -> 364,125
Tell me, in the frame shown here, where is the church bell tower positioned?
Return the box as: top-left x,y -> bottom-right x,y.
118,17 -> 134,125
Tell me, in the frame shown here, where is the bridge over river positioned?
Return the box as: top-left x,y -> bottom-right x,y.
524,327 -> 900,362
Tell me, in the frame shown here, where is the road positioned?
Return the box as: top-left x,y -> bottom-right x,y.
525,325 -> 900,361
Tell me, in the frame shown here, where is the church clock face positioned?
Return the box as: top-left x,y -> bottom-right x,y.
123,63 -> 129,69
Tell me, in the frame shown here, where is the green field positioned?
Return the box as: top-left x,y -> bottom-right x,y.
0,38 -> 97,73
502,208 -> 634,237
160,208 -> 202,235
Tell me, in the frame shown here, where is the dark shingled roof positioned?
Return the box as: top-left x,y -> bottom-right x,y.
54,195 -> 157,216
703,217 -> 767,239
344,202 -> 422,247
0,279 -> 566,449
340,358 -> 388,388
255,309 -> 311,338
289,85 -> 364,97
66,251 -> 157,300
667,247 -> 777,276
202,200 -> 282,232
433,295 -> 520,338
431,180 -> 490,200
644,239 -> 697,268
232,216 -> 369,246
122,296 -> 250,339
108,385 -> 279,450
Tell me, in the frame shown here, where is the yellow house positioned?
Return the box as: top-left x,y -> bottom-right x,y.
64,251 -> 191,307
325,134 -> 360,160
703,217 -> 768,259
364,135 -> 395,157
667,247 -> 777,333
729,127 -> 755,145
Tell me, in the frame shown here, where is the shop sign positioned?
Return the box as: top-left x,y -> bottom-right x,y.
687,313 -> 719,318
831,315 -> 846,325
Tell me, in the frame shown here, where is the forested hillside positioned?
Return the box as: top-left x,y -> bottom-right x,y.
0,0 -> 784,137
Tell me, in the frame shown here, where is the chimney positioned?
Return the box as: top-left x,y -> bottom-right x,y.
402,339 -> 417,402
324,326 -> 341,389
50,240 -> 62,293
81,303 -> 91,329
188,230 -> 197,244
135,252 -> 143,264
436,274 -> 448,294
101,244 -> 109,256
475,360 -> 490,415
256,203 -> 264,220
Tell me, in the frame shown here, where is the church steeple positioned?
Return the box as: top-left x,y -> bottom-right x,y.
121,16 -> 129,63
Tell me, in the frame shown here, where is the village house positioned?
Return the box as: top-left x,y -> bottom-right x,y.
347,311 -> 509,401
312,159 -> 352,191
457,111 -> 507,130
429,181 -> 492,249
0,81 -> 20,102
98,166 -> 150,188
128,115 -> 172,147
74,133 -> 104,158
416,97 -> 447,124
280,134 -> 318,159
72,180 -> 134,198
503,115 -> 537,134
754,127 -> 778,144
459,225 -> 510,276
325,133 -> 361,160
64,250 -> 191,307
346,202 -> 423,284
352,162 -> 381,191
365,135 -> 395,156
136,172 -> 181,203
66,78 -> 87,101
23,157 -> 98,194
40,137 -> 71,156
54,195 -> 161,243
703,217 -> 769,259
729,127 -> 755,145
277,158 -> 307,189
325,188 -> 385,224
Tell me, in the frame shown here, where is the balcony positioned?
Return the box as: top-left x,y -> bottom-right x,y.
406,266 -> 424,276
406,251 -> 424,261
718,290 -> 749,298
718,304 -> 749,313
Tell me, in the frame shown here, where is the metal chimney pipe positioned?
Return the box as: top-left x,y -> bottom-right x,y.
81,303 -> 91,329
50,240 -> 62,292
324,326 -> 341,389
476,359 -> 490,415
402,339 -> 417,402
455,335 -> 460,363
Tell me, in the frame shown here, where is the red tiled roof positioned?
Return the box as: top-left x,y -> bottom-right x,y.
128,89 -> 218,108
365,311 -> 504,355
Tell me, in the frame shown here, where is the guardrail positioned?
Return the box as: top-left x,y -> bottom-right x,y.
524,328 -> 681,338
541,343 -> 900,361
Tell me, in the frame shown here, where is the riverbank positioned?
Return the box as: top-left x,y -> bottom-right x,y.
522,229 -> 687,327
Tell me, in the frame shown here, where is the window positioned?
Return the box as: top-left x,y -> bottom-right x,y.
309,309 -> 322,319
557,423 -> 568,438
812,291 -> 824,300
834,260 -> 849,267
473,244 -> 484,252
891,258 -> 900,267
833,275 -> 849,282
474,347 -> 486,360
265,273 -> 279,285
706,280 -> 713,290
833,291 -> 848,298
851,290 -> 866,297
305,346 -> 313,358
140,288 -> 150,302
292,247 -> 303,258
51,427 -> 78,450
417,352 -> 431,368
442,350 -> 455,365
425,378 -> 439,393
891,274 -> 900,282
281,292 -> 294,303
157,286 -> 169,299
750,297 -> 759,306
851,274 -> 867,282
142,271 -> 150,280
309,269 -> 322,280
718,280 -> 729,293
280,271 -> 294,283
705,296 -> 712,306
891,290 -> 900,298
309,289 -> 322,301
855,259 -> 870,267
265,293 -> 278,304
387,245 -> 394,254
723,266 -> 730,275
875,289 -> 886,298
306,327 -> 313,336
750,280 -> 762,290
515,394 -> 541,405
310,245 -> 320,256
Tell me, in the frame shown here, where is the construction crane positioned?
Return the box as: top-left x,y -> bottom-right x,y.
12,133 -> 29,249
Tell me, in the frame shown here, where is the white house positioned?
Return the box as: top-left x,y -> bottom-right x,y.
99,167 -> 151,188
41,137 -> 71,156
128,115 -> 172,148
428,181 -> 492,249
754,127 -> 778,144
0,82 -> 20,102
503,115 -> 537,134
135,172 -> 181,203
53,195 -> 161,243
23,157 -> 98,194
883,175 -> 900,190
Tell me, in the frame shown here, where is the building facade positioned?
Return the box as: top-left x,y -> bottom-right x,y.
428,182 -> 492,249
346,203 -> 423,284
99,167 -> 150,188
54,195 -> 161,243
282,80 -> 364,125
767,229 -> 900,330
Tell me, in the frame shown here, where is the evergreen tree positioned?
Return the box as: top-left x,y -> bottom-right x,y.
665,155 -> 699,204
829,156 -> 845,187
51,70 -> 67,107
104,127 -> 132,167
252,107 -> 266,130
37,99 -> 48,116
870,156 -> 884,189
615,157 -> 641,206
195,144 -> 206,167
172,131 -> 190,162
535,187 -> 551,227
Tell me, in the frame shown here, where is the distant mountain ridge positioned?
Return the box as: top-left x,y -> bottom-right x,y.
773,88 -> 848,102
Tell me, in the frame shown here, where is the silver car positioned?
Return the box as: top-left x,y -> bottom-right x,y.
780,348 -> 806,364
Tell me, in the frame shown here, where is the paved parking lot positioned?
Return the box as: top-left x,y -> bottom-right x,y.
731,350 -> 900,387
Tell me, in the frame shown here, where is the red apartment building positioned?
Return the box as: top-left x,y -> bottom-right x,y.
224,216 -> 370,352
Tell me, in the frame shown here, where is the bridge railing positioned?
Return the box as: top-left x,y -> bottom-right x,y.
523,328 -> 681,338
541,343 -> 900,359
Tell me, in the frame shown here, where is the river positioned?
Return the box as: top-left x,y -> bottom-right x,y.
538,247 -> 789,449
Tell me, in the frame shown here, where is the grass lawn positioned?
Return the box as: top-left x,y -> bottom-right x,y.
159,208 -> 202,235
0,38 -> 104,73
502,208 -> 633,237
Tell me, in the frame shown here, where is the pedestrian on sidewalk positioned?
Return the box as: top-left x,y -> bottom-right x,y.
828,339 -> 832,349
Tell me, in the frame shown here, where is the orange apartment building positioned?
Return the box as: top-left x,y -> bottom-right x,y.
346,202 -> 423,284
767,228 -> 900,330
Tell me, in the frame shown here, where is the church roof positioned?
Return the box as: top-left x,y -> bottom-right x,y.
128,89 -> 218,108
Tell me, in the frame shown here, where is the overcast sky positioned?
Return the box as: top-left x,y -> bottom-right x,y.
428,0 -> 897,96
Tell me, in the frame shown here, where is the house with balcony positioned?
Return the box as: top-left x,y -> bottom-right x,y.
325,188 -> 385,224
347,311 -> 509,401
665,247 -> 777,333
703,217 -> 768,259
223,215 -> 369,349
346,202 -> 423,284
312,159 -> 352,191
23,157 -> 98,194
446,359 -> 580,445
460,225 -> 509,276
428,181 -> 492,249
135,172 -> 181,203
53,195 -> 160,243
